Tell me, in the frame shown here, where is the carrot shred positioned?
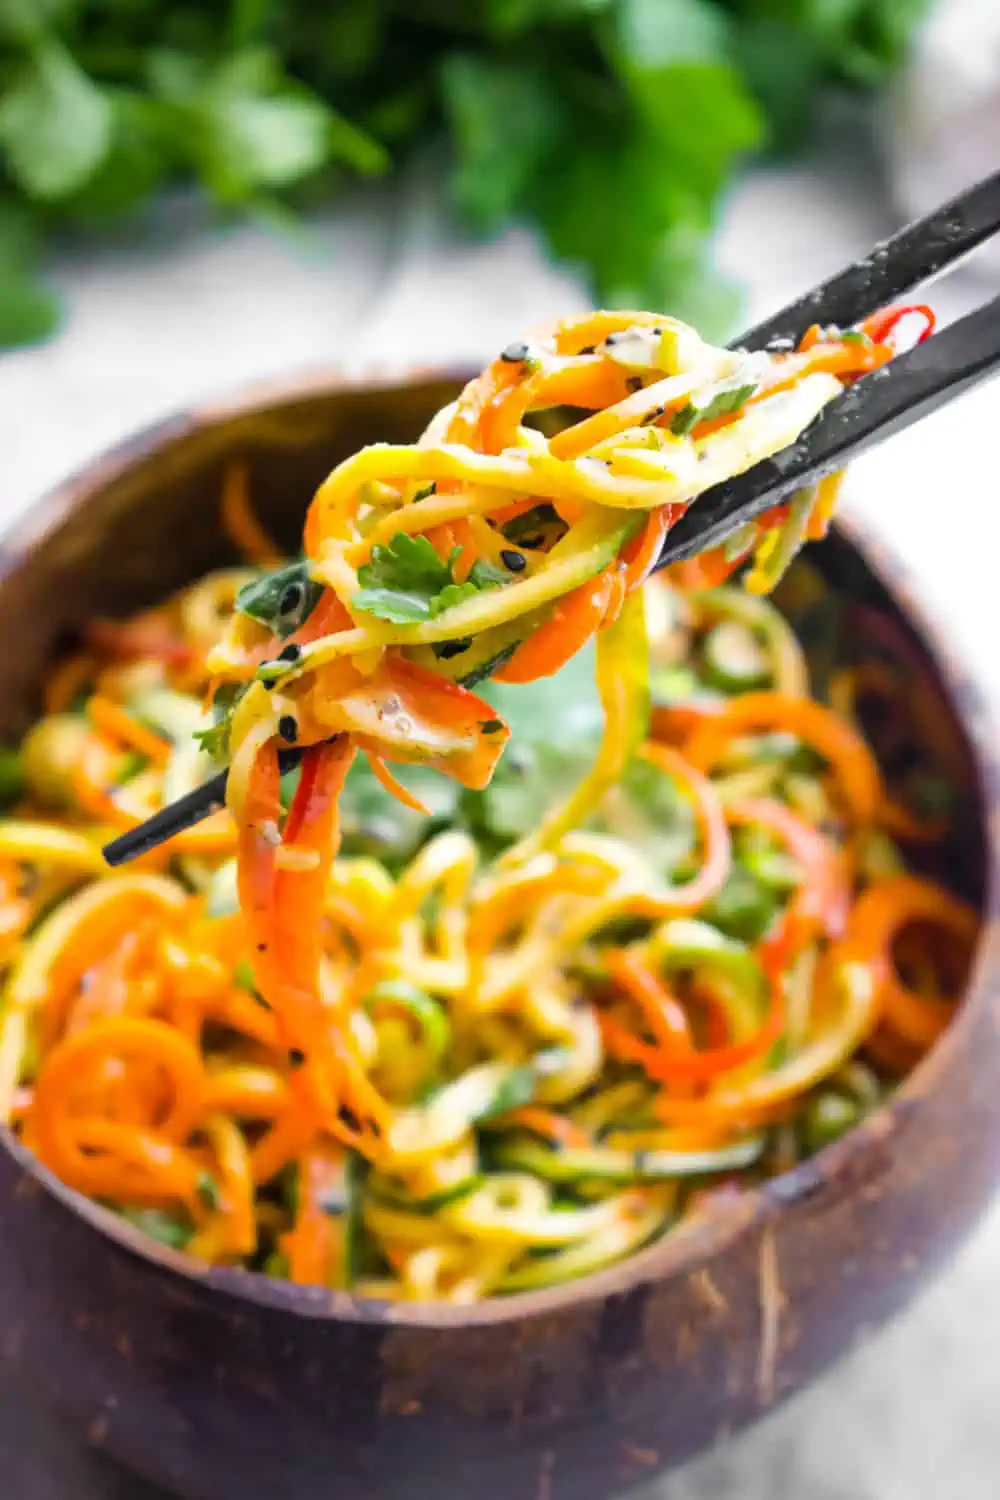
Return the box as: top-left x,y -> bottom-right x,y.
8,295 -> 965,1295
603,949 -> 784,1083
494,567 -> 615,683
221,459 -> 284,566
88,695 -> 172,765
367,754 -> 431,815
683,692 -> 883,826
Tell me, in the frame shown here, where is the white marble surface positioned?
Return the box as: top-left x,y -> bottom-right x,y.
2,139 -> 999,1499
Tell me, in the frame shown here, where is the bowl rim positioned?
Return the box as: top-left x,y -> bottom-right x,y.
3,363 -> 998,1331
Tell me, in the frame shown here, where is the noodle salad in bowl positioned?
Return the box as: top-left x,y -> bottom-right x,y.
0,305 -> 977,1302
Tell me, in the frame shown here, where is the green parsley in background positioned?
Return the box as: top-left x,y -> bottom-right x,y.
0,0 -> 931,350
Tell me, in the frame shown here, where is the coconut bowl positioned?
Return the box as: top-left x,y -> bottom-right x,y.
0,368 -> 998,1500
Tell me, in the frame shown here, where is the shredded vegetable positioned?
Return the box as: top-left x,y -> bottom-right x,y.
0,304 -> 974,1302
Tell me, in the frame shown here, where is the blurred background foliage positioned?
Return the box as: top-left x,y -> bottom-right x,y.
0,0 -> 930,348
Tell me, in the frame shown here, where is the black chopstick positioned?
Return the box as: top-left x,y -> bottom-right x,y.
102,744 -> 309,867
736,167 -> 1000,353
101,171 -> 1000,869
653,167 -> 1000,568
655,289 -> 1000,568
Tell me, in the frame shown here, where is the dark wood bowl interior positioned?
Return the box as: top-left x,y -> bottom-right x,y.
0,369 -> 997,1500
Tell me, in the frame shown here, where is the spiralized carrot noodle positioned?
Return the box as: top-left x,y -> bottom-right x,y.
1,301 -> 972,1301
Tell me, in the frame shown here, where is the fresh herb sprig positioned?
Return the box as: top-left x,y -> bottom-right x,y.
0,0 -> 929,349
352,533 -> 507,624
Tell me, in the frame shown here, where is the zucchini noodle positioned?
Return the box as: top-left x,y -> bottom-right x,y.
0,303 -> 976,1301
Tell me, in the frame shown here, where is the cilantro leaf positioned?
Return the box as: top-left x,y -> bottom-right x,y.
527,73 -> 752,337
352,534 -> 507,625
192,66 -> 335,202
151,47 -> 386,208
481,0 -> 617,37
441,53 -> 562,230
192,721 -> 230,758
352,534 -> 453,623
430,560 -> 509,618
0,269 -> 58,346
430,581 -> 479,617
62,91 -> 167,221
609,0 -> 730,71
733,17 -> 824,154
0,0 -> 73,43
468,559 -> 509,588
235,560 -> 323,639
193,682 -> 248,760
0,205 -> 59,346
0,41 -> 113,201
0,1 -> 927,351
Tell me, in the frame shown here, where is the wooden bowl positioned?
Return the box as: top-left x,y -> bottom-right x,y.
0,370 -> 998,1500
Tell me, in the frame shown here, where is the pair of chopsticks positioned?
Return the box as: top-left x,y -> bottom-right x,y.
103,167 -> 1000,869
655,166 -> 1000,566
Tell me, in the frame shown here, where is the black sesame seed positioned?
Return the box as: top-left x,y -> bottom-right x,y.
340,1107 -> 361,1133
278,644 -> 301,663
278,715 -> 298,742
642,406 -> 666,426
480,718 -> 505,735
500,549 -> 526,573
578,344 -> 596,355
288,1048 -> 305,1068
605,332 -> 622,345
500,341 -> 530,363
256,942 -> 268,953
279,582 -> 303,615
625,375 -> 643,393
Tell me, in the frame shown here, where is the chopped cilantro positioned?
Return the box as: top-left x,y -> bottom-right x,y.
193,681 -> 248,760
193,720 -> 230,758
235,561 -> 323,640
468,559 -> 509,589
352,534 -> 507,625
